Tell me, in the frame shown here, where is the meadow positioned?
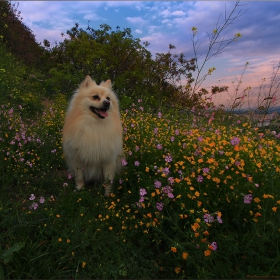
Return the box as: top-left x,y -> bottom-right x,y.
1,93 -> 280,279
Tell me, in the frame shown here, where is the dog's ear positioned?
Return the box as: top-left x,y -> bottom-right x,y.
100,79 -> 112,89
81,76 -> 96,88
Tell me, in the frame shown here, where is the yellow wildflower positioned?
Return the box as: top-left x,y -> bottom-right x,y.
254,197 -> 261,203
171,247 -> 177,253
204,250 -> 211,256
175,267 -> 181,274
182,252 -> 188,260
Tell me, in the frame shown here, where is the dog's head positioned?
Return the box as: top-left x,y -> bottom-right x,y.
73,76 -> 119,119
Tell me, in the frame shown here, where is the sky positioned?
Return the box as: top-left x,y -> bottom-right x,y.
13,1 -> 280,108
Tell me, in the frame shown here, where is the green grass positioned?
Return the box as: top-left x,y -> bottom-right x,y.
1,96 -> 280,279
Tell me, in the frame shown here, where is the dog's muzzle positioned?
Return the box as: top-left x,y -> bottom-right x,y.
90,101 -> 110,119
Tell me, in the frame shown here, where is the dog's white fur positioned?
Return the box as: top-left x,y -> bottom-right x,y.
62,76 -> 123,196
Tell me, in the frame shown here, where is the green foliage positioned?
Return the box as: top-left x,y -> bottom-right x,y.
0,41 -> 45,116
44,24 -> 157,101
0,0 -> 44,68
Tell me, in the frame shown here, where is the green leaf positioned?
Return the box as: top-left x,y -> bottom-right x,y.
2,242 -> 25,264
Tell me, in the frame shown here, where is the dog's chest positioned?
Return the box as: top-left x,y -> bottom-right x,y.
79,123 -> 122,160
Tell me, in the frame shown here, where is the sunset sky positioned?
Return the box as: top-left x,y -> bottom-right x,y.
13,1 -> 280,108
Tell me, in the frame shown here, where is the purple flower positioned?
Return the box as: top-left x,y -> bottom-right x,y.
154,180 -> 162,188
168,177 -> 174,184
162,167 -> 170,175
162,186 -> 174,198
165,155 -> 173,163
156,202 -> 164,211
217,216 -> 223,223
197,175 -> 203,183
156,144 -> 162,150
203,214 -> 214,223
68,173 -> 72,179
139,196 -> 145,203
29,194 -> 36,201
202,168 -> 210,174
230,137 -> 240,146
244,194 -> 253,204
175,129 -> 180,136
210,242 -> 218,251
140,188 -> 147,196
198,136 -> 203,142
167,192 -> 174,198
170,136 -> 175,142
39,197 -> 45,204
154,127 -> 158,135
157,112 -> 162,119
134,161 -> 140,166
29,202 -> 38,210
121,158 -> 128,166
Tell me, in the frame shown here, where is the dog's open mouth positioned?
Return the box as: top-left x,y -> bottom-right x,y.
90,107 -> 108,119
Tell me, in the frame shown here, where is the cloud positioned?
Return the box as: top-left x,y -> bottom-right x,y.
135,29 -> 142,34
126,16 -> 148,26
159,9 -> 171,18
82,12 -> 105,21
140,32 -> 172,54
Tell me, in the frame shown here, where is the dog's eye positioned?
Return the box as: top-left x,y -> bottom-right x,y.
106,97 -> 110,101
92,95 -> 100,101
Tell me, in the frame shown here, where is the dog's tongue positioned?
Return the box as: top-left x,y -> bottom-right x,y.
99,110 -> 108,118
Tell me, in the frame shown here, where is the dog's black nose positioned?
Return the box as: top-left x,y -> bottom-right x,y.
103,100 -> 110,108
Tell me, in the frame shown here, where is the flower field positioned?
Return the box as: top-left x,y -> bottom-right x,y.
0,97 -> 280,278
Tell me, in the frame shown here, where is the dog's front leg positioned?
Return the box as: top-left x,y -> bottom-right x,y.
103,163 -> 116,197
74,167 -> 85,191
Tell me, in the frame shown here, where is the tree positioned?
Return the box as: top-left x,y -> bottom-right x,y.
44,23 -> 159,104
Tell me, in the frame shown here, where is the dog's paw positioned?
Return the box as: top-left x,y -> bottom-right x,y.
75,185 -> 84,191
104,189 -> 113,197
104,191 -> 111,197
